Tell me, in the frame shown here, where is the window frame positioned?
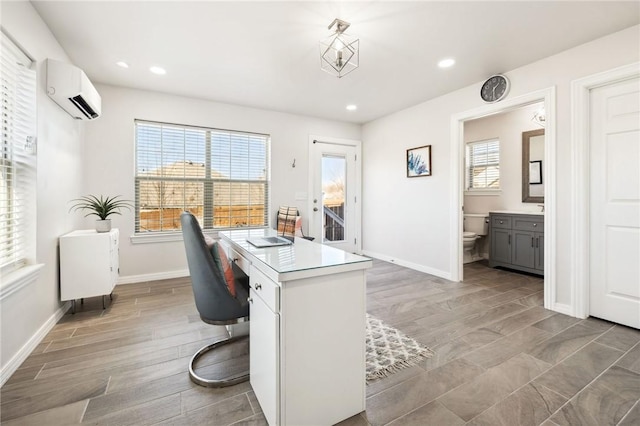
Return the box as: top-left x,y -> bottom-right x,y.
133,120 -> 270,237
465,138 -> 501,194
0,31 -> 37,276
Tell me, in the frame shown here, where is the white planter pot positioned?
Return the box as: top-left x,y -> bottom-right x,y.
96,219 -> 112,233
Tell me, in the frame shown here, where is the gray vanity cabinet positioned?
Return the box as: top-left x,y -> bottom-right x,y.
489,213 -> 544,275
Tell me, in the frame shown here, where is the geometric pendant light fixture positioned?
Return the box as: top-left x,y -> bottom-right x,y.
320,18 -> 359,78
532,106 -> 546,127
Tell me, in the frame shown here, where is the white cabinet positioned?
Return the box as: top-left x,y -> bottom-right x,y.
221,229 -> 370,426
249,279 -> 280,426
60,229 -> 119,310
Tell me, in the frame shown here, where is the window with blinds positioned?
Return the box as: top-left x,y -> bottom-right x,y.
1,33 -> 37,275
466,139 -> 500,190
135,120 -> 269,232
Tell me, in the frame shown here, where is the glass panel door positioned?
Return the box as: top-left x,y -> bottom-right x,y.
322,155 -> 346,242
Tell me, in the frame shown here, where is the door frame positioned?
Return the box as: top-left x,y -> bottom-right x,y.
571,62 -> 640,319
450,87 -> 557,312
308,135 -> 362,253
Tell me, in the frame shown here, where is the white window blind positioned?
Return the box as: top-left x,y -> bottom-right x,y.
1,33 -> 36,275
135,120 -> 269,232
466,139 -> 500,190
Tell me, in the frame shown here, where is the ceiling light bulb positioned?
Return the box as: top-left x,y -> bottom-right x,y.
149,66 -> 166,75
346,104 -> 357,111
438,58 -> 456,68
116,61 -> 129,68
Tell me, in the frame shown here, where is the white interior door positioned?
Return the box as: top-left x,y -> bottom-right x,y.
309,138 -> 360,253
589,76 -> 640,329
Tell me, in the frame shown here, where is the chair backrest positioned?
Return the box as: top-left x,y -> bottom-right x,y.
276,206 -> 301,237
180,212 -> 248,323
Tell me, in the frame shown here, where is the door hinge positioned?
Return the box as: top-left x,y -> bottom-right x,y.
354,238 -> 357,245
355,154 -> 357,161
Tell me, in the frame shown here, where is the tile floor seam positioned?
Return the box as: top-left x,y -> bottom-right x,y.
456,358 -> 560,424
42,339 -> 54,353
592,338 -> 634,353
103,376 -> 112,394
78,398 -> 90,424
616,399 -> 640,426
32,363 -> 46,380
525,323 -> 611,366
542,341 -> 637,424
381,398 -> 463,426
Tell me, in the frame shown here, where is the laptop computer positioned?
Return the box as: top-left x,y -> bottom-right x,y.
246,235 -> 294,248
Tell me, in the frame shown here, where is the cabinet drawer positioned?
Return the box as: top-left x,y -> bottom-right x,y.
228,247 -> 250,276
250,265 -> 280,313
513,217 -> 544,232
491,216 -> 512,229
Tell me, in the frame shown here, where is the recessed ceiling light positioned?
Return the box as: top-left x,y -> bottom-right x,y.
149,66 -> 166,75
346,104 -> 357,111
116,61 -> 129,68
438,58 -> 456,68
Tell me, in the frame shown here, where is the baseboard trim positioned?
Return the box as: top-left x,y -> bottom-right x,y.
362,250 -> 451,281
1,301 -> 70,387
117,269 -> 189,285
551,302 -> 574,317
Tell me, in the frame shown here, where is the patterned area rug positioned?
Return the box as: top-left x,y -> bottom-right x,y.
366,314 -> 434,382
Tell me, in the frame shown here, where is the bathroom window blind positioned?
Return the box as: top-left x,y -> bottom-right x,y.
0,32 -> 37,275
466,139 -> 500,190
134,120 -> 269,232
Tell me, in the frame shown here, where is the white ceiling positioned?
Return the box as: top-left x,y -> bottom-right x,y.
32,1 -> 639,124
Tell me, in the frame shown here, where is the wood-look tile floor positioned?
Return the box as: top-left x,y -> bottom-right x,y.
2,259 -> 639,425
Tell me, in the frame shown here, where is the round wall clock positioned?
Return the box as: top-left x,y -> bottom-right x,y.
480,74 -> 510,103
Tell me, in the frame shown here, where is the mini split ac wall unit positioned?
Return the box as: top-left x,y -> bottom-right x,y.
46,59 -> 101,120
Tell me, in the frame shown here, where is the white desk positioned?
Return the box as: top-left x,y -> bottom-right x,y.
220,229 -> 372,426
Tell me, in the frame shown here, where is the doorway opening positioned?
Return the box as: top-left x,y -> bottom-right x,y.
451,88 -> 556,311
308,135 -> 362,253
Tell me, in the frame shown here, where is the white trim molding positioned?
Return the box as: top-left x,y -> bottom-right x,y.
1,301 -> 70,387
571,62 -> 640,319
0,264 -> 44,301
362,250 -> 451,281
450,87 -> 557,313
117,269 -> 190,285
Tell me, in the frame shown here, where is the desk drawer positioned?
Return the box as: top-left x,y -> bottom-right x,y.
228,246 -> 250,276
513,217 -> 544,232
491,215 -> 512,229
250,265 -> 280,313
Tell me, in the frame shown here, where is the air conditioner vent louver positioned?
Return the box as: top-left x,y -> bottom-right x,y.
46,59 -> 101,120
70,95 -> 98,119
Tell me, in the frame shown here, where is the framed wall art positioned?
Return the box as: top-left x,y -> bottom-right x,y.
407,145 -> 432,177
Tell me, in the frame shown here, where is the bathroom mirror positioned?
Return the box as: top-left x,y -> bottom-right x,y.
522,129 -> 545,203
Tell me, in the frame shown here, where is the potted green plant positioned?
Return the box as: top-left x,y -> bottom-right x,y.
69,195 -> 133,232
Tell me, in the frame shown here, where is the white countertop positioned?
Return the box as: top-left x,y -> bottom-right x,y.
490,210 -> 544,216
219,228 -> 372,281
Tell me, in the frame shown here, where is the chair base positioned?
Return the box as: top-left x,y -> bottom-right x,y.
188,335 -> 250,388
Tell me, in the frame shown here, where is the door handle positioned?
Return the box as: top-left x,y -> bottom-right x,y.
254,283 -> 262,290
532,237 -> 535,247
508,234 -> 511,245
313,207 -> 318,212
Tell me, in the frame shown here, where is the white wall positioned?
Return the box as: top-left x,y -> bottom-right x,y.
1,1 -> 85,379
83,84 -> 361,281
362,25 -> 640,306
463,103 -> 544,215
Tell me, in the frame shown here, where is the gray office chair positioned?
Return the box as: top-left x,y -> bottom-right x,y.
180,212 -> 250,387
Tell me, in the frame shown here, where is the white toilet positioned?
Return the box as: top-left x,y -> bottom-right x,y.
463,213 -> 489,264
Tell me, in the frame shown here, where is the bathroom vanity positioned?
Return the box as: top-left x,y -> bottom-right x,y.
489,211 -> 544,275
